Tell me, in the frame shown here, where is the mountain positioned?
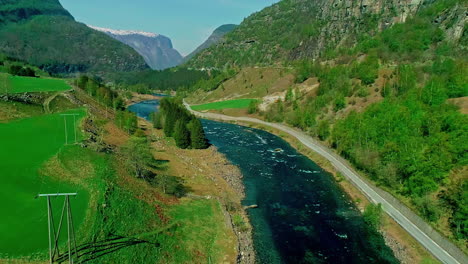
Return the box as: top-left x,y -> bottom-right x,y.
186,0 -> 466,68
0,0 -> 148,74
184,24 -> 238,62
184,0 -> 468,250
89,26 -> 184,70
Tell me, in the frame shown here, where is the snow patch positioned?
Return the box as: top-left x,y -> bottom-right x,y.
88,25 -> 159,38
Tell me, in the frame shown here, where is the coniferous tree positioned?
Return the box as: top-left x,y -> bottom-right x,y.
151,112 -> 163,129
173,120 -> 190,149
190,119 -> 208,149
164,111 -> 176,136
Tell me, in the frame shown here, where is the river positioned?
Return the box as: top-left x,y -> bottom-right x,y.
129,100 -> 398,264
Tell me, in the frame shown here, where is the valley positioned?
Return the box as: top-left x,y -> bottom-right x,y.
0,0 -> 466,263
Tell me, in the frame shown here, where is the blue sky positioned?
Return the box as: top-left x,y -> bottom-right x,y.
59,0 -> 278,56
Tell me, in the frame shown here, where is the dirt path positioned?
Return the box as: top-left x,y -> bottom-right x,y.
184,100 -> 468,264
43,90 -> 71,113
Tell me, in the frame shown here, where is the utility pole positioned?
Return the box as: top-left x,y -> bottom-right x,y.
38,193 -> 79,264
60,114 -> 80,145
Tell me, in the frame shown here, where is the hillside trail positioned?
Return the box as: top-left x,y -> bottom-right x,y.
183,100 -> 468,264
43,89 -> 72,113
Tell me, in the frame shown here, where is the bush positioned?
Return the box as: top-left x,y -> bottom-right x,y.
363,204 -> 383,229
232,214 -> 248,232
151,174 -> 190,198
248,100 -> 258,114
334,96 -> 346,111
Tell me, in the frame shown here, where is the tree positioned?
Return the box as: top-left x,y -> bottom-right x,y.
190,119 -> 208,149
113,96 -> 125,110
248,100 -> 258,114
317,120 -> 330,140
77,75 -> 89,88
363,203 -> 383,229
121,136 -> 154,178
163,111 -> 176,136
151,112 -> 163,129
173,120 -> 190,149
8,65 -> 22,76
285,87 -> 294,102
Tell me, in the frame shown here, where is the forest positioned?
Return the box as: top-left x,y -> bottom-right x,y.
260,1 -> 468,243
187,0 -> 467,244
152,98 -> 208,150
110,68 -> 213,92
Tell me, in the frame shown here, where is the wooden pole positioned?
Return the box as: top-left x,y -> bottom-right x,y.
47,196 -> 53,264
64,116 -> 68,145
67,196 -> 72,264
73,115 -> 77,144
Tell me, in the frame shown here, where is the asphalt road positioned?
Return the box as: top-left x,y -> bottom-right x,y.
184,101 -> 467,264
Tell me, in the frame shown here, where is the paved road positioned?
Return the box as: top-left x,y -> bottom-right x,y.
184,101 -> 468,264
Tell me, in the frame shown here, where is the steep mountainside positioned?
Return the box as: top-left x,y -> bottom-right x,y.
185,0 -> 468,252
0,0 -> 148,74
184,24 -> 238,62
89,26 -> 183,70
187,0 -> 466,68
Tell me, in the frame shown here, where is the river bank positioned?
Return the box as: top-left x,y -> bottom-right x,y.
231,120 -> 437,264
129,99 -> 256,263
185,105 -> 446,264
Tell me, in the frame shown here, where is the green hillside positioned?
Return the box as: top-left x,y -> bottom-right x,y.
184,24 -> 238,62
0,0 -> 148,74
3,75 -> 70,93
0,109 -> 89,257
186,0 -> 468,250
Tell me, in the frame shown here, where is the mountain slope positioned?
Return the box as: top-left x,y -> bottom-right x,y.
184,0 -> 468,254
184,24 -> 238,62
0,0 -> 148,74
89,26 -> 183,70
186,0 -> 465,68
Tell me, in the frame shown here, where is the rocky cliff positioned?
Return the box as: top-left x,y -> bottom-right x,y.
186,0 -> 466,68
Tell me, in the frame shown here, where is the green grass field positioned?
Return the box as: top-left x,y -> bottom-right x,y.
191,99 -> 257,111
0,74 -> 71,94
0,109 -> 90,258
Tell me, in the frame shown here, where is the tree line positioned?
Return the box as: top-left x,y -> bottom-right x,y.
8,65 -> 36,77
76,75 -> 138,134
109,68 -> 212,92
151,98 -> 208,149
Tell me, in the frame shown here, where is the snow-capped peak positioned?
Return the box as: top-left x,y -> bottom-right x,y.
88,25 -> 159,38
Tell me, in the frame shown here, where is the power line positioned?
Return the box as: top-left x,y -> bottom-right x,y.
60,114 -> 80,145
37,193 -> 80,264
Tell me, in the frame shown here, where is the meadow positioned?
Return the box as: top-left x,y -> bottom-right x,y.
191,98 -> 257,111
0,74 -> 71,94
0,109 -> 90,258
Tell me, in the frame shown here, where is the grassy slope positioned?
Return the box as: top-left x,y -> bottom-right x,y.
0,98 -> 238,262
191,98 -> 257,111
8,76 -> 70,93
0,101 -> 44,122
0,73 -> 71,94
0,109 -> 89,257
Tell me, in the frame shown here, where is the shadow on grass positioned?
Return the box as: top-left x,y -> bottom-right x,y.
152,159 -> 170,171
55,234 -> 159,263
